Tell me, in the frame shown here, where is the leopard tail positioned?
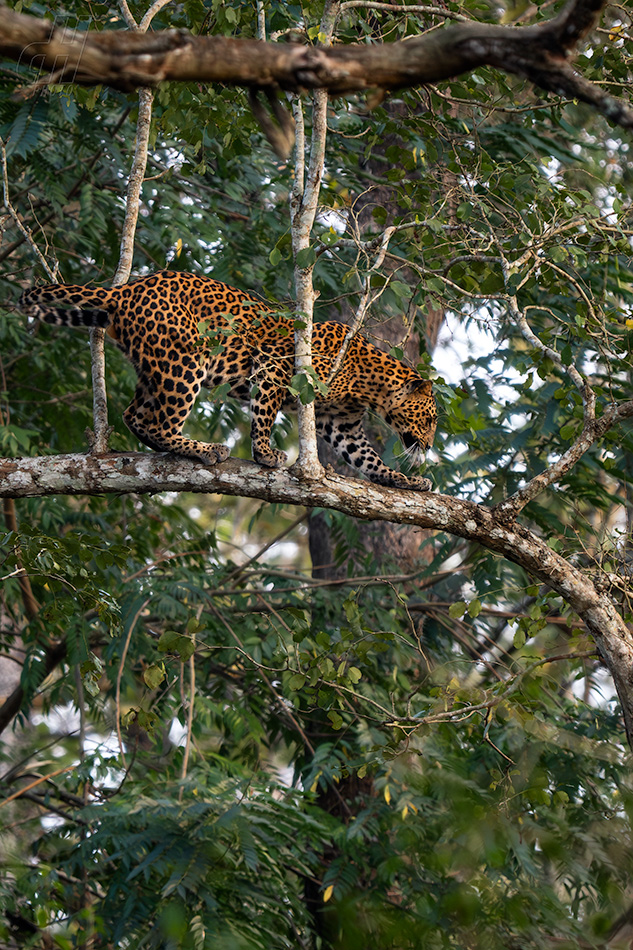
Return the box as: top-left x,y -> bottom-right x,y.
17,283 -> 115,328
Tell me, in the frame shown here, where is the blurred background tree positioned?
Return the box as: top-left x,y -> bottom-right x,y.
1,0 -> 633,947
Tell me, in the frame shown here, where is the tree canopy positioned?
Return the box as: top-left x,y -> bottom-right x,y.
1,0 -> 633,948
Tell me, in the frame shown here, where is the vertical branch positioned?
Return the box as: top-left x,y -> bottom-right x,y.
139,0 -> 175,31
112,86 -> 155,287
290,96 -> 305,202
290,92 -> 326,477
88,326 -> 111,454
256,0 -> 266,41
117,0 -> 137,28
289,0 -> 340,479
178,652 -> 196,803
90,1 -> 168,453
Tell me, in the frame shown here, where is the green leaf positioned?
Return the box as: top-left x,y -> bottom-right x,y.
295,246 -> 316,269
143,663 -> 166,689
327,710 -> 343,730
177,636 -> 196,662
158,630 -> 181,653
467,599 -> 482,618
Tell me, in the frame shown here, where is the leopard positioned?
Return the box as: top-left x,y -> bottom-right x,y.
18,270 -> 437,490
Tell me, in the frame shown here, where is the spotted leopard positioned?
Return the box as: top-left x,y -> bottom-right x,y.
18,270 -> 437,490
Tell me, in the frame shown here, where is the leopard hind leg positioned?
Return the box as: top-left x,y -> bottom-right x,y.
124,375 -> 230,465
249,361 -> 288,468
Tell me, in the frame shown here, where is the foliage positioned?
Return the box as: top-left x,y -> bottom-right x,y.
1,0 -> 633,948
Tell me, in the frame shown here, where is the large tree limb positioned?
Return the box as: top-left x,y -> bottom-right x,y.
2,0 -> 632,129
1,449 -> 632,743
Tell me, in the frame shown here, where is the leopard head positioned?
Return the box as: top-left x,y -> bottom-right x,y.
383,378 -> 437,463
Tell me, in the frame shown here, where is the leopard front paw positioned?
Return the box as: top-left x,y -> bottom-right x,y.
371,471 -> 432,492
252,444 -> 288,469
206,443 -> 231,464
405,475 -> 432,492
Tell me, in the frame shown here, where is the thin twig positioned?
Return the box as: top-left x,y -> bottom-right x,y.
0,765 -> 75,808
178,653 -> 196,802
340,0 -> 470,21
223,512 -> 307,583
0,139 -> 57,281
115,598 -> 150,769
326,226 -> 397,385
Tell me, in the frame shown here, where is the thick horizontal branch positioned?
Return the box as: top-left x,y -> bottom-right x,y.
2,1 -> 632,129
0,450 -> 616,601
0,451 -> 611,595
1,449 -> 633,741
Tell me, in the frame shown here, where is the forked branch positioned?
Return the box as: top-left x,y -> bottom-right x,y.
1,0 -> 632,132
495,274 -> 633,519
89,0 -> 170,454
290,0 -> 340,479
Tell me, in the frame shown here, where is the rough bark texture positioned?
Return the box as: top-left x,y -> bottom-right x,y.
1,1 -> 632,130
0,448 -> 632,741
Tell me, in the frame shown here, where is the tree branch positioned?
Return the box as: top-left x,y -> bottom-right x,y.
2,0 -> 631,131
1,449 -> 633,741
496,397 -> 633,520
87,3 -> 168,454
0,638 -> 67,736
290,0 -> 340,480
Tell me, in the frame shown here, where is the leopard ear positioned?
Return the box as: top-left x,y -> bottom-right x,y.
397,378 -> 433,399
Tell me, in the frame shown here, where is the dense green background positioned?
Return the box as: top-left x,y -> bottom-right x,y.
1,1 -> 633,947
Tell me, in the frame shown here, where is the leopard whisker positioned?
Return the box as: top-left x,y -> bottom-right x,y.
395,442 -> 424,468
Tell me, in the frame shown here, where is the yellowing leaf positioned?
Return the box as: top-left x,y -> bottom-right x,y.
626,318 -> 633,328
323,885 -> 334,903
175,238 -> 183,258
384,784 -> 391,804
143,662 -> 166,690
